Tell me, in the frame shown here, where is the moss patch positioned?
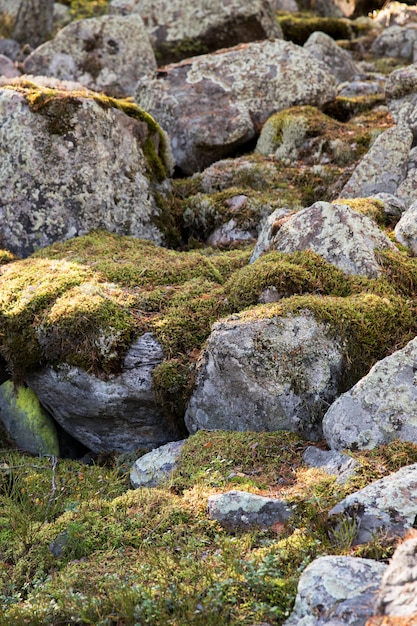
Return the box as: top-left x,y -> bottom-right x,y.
0,436 -> 415,623
277,14 -> 359,45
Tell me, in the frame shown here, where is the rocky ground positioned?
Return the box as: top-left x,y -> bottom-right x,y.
2,0 -> 417,623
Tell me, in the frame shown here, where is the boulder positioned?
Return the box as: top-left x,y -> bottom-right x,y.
372,25 -> 417,63
340,125 -> 413,199
26,334 -> 183,453
284,555 -> 387,626
248,208 -> 293,260
323,336 -> 417,451
184,311 -> 346,441
386,65 -> 417,141
302,446 -> 359,484
0,78 -> 170,257
0,53 -> 19,78
0,381 -> 59,456
250,201 -> 397,277
207,490 -> 292,530
135,39 -> 337,174
130,440 -> 186,488
12,0 -> 54,48
22,15 -> 156,97
109,0 -> 282,65
373,532 -> 417,617
395,200 -> 417,252
329,464 -> 417,543
304,31 -> 359,84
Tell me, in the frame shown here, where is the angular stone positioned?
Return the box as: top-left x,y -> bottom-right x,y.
302,446 -> 359,484
374,533 -> 417,617
109,0 -> 282,65
329,464 -> 417,544
26,334 -> 182,453
341,125 -> 412,199
251,201 -> 397,277
395,201 -> 417,253
135,39 -> 336,174
372,25 -> 417,63
304,31 -> 359,84
0,78 -> 168,257
284,555 -> 387,625
208,490 -> 292,530
23,14 -> 156,97
130,440 -> 186,488
323,337 -> 417,451
184,311 -> 346,441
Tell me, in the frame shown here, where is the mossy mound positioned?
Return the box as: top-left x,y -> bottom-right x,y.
0,231 -> 250,385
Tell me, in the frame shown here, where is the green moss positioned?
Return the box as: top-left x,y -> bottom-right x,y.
156,37 -> 210,65
277,14 -> 355,45
225,250 -> 352,310
68,0 -> 110,20
0,382 -> 60,456
0,250 -> 18,266
324,94 -> 387,122
0,11 -> 14,38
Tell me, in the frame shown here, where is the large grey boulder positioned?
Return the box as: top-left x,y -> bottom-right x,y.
340,125 -> 413,199
284,556 -> 387,626
374,533 -> 417,616
184,311 -> 346,441
22,15 -> 156,97
26,334 -> 183,452
304,31 -> 359,84
109,0 -> 282,65
0,78 -> 169,257
250,201 -> 397,277
323,336 -> 417,451
135,39 -> 337,174
386,64 -> 417,142
207,490 -> 292,530
130,440 -> 186,488
329,464 -> 417,544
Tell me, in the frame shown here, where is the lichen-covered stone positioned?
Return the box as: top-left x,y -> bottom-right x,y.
184,311 -> 346,441
207,490 -> 292,530
109,0 -> 282,64
304,31 -> 359,83
251,201 -> 397,277
395,200 -> 417,252
249,208 -> 293,261
0,380 -> 59,456
0,78 -> 169,257
374,533 -> 417,617
302,446 -> 359,484
284,555 -> 387,626
341,125 -> 413,198
135,39 -> 336,174
323,336 -> 417,451
23,15 -> 156,97
372,25 -> 417,63
329,464 -> 417,543
130,440 -> 186,488
26,334 -> 182,453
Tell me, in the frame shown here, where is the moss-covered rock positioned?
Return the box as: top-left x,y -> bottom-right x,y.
0,78 -> 175,256
0,381 -> 59,456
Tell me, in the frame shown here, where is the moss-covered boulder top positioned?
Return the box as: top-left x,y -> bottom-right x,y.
0,78 -> 173,257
